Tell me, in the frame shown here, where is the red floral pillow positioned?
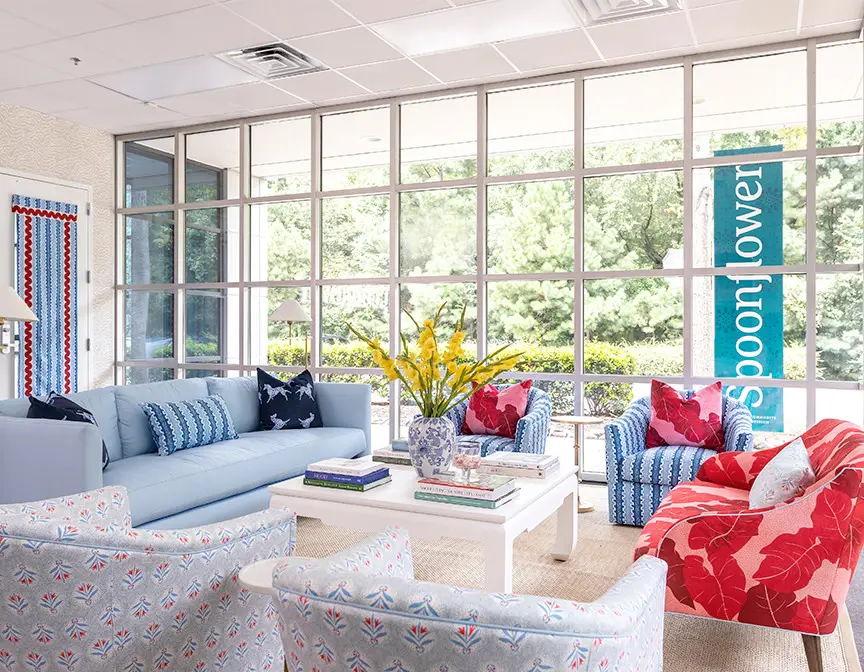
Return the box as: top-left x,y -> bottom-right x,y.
646,379 -> 725,450
462,380 -> 533,439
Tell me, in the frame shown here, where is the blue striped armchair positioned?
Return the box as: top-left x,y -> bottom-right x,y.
605,392 -> 754,526
443,385 -> 552,456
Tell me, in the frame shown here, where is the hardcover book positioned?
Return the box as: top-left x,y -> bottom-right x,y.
372,449 -> 413,465
417,473 -> 515,500
481,452 -> 559,469
414,489 -> 519,509
304,468 -> 389,485
306,458 -> 383,477
303,476 -> 392,492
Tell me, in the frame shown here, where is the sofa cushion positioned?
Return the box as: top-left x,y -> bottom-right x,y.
620,445 -> 719,487
0,387 -> 122,463
647,380 -> 725,450
749,437 -> 815,509
207,376 -> 258,434
141,395 -> 239,456
104,427 -> 367,525
115,379 -> 209,458
258,368 -> 323,430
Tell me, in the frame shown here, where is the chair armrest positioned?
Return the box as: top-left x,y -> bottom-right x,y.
605,403 -> 650,477
0,416 -> 103,504
315,382 -> 372,455
0,485 -> 130,527
514,392 -> 552,454
723,405 -> 754,452
696,446 -> 781,490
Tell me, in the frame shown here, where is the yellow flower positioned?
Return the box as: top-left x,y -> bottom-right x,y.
443,330 -> 466,373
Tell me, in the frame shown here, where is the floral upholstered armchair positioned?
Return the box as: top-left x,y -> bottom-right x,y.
443,385 -> 553,456
635,419 -> 864,672
605,391 -> 753,525
0,486 -> 295,672
272,527 -> 667,672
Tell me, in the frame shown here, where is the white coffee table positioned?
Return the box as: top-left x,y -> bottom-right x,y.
268,459 -> 578,593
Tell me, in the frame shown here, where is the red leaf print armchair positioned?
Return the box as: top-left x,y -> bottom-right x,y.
634,419 -> 864,671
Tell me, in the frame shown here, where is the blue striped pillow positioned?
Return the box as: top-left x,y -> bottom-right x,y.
140,395 -> 239,456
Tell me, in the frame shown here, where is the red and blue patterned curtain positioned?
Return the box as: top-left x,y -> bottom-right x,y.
13,195 -> 78,398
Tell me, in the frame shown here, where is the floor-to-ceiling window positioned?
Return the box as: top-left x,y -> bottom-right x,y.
116,35 -> 863,478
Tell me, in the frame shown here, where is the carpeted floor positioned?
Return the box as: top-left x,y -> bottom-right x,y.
295,484 -> 858,672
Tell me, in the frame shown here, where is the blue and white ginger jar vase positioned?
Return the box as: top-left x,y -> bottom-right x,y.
407,416 -> 456,477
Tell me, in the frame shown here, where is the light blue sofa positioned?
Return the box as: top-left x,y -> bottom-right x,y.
0,377 -> 371,529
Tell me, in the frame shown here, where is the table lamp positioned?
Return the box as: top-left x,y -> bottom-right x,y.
0,286 -> 37,354
269,299 -> 310,367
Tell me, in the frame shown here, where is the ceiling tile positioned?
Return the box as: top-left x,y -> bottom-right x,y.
802,0 -> 864,28
496,29 -> 600,71
799,20 -> 863,38
340,59 -> 438,92
0,80 -> 135,114
224,0 -> 357,39
332,0 -> 449,23
686,0 -> 737,7
0,53 -> 71,92
587,11 -> 693,59
10,34 -> 135,77
0,0 -> 130,35
690,0 -> 798,44
290,27 -> 403,69
415,45 -> 516,82
97,0 -> 215,21
271,69 -> 367,102
0,10 -> 61,51
90,56 -> 258,101
54,100 -> 188,133
154,82 -> 304,116
71,5 -> 274,69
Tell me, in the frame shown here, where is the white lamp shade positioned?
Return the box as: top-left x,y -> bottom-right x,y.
0,287 -> 37,322
269,299 -> 309,323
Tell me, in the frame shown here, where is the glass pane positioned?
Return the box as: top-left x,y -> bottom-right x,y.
126,367 -> 174,384
817,155 -> 863,265
694,51 -> 806,158
584,278 -> 683,376
487,179 -> 574,274
401,95 -> 477,183
692,160 -> 805,267
817,273 -> 863,382
692,274 -> 806,381
400,188 -> 476,276
185,207 -> 239,283
321,285 -> 389,367
125,138 -> 174,208
185,127 -> 239,202
487,280 -> 574,372
249,201 -> 311,282
584,171 -> 683,271
125,213 -> 174,284
817,42 -> 864,148
322,107 -> 389,191
399,283 -> 477,359
816,389 -> 864,427
584,67 -> 683,167
186,289 -> 240,365
249,287 -> 311,367
488,81 -> 574,176
185,369 -> 225,378
124,291 -> 173,360
322,374 -> 390,448
251,117 -> 311,195
751,388 -> 806,449
321,195 -> 389,278
581,381 -> 655,472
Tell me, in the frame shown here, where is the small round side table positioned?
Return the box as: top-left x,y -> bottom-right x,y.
238,557 -> 282,594
551,415 -> 604,513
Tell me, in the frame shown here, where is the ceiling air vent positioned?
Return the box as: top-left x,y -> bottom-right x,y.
568,0 -> 682,25
218,42 -> 326,81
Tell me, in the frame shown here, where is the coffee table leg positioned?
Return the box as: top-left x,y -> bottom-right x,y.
484,532 -> 513,593
552,490 -> 577,561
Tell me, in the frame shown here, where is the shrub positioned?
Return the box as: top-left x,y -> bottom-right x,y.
584,341 -> 636,416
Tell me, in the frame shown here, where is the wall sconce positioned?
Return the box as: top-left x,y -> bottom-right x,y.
0,286 -> 38,354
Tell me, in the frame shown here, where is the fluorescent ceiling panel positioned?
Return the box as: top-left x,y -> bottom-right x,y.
371,0 -> 582,56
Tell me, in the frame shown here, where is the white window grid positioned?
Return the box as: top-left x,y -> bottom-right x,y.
115,34 -> 864,480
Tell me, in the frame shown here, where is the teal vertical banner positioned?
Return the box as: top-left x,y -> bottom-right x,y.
713,146 -> 784,432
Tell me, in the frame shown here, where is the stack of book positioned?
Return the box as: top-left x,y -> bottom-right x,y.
304,458 -> 391,492
372,447 -> 413,466
415,473 -> 518,509
478,452 -> 560,479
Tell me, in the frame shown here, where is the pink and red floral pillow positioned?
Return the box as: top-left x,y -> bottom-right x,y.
646,379 -> 725,450
462,380 -> 532,439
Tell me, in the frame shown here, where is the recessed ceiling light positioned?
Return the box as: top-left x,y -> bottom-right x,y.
693,95 -> 707,105
567,0 -> 682,25
371,0 -> 581,57
362,135 -> 383,144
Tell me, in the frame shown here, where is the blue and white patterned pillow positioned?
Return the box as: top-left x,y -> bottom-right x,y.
140,395 -> 239,456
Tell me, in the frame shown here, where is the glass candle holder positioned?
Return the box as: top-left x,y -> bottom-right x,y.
453,441 -> 482,483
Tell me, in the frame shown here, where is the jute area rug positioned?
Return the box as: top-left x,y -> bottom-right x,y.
295,484 -> 857,672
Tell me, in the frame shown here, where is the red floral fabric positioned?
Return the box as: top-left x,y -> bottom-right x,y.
646,380 -> 725,450
462,380 -> 532,439
635,419 -> 864,635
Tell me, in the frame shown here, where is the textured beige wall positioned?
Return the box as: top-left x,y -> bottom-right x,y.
0,103 -> 116,389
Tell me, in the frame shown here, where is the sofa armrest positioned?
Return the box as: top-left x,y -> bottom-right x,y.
696,446 -> 781,490
605,403 -> 650,479
514,389 -> 552,454
0,416 -> 103,505
315,382 -> 372,454
724,404 -> 754,452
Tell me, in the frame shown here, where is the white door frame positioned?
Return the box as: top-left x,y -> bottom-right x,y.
0,167 -> 94,393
